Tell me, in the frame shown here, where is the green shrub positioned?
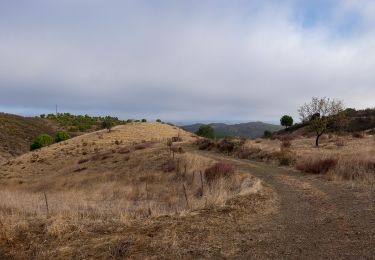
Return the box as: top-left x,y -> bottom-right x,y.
156,119 -> 162,123
78,125 -> 92,131
55,131 -> 70,142
46,114 -> 56,119
30,134 -> 53,151
196,125 -> 215,139
263,130 -> 272,138
69,126 -> 78,132
102,119 -> 114,132
141,119 -> 147,122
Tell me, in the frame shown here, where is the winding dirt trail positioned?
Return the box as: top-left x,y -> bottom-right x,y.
196,150 -> 375,259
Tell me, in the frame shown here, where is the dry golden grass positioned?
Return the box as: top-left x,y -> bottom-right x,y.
244,133 -> 375,184
0,123 -> 262,258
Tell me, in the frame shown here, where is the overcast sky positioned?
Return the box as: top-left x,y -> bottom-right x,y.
0,0 -> 374,123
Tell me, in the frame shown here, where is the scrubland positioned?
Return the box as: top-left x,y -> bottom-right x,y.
0,123 -> 262,258
242,132 -> 375,184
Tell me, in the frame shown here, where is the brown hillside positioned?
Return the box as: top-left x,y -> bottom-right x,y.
0,113 -> 59,164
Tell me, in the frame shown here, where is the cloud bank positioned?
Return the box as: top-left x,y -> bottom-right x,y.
0,0 -> 374,122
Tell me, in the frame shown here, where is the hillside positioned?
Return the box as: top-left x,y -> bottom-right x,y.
0,122 -> 374,258
346,107 -> 375,131
0,113 -> 59,163
0,122 -> 263,258
182,121 -> 283,138
0,112 -> 128,164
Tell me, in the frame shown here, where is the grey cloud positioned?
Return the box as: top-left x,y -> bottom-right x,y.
0,1 -> 374,123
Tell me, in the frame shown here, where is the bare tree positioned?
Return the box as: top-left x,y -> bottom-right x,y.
298,97 -> 344,147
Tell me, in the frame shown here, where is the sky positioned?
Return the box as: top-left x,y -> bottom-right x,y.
0,0 -> 374,124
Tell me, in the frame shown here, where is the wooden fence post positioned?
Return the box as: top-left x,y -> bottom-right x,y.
43,191 -> 49,215
200,171 -> 204,196
183,184 -> 190,209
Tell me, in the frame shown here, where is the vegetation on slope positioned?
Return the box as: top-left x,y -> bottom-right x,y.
183,121 -> 283,138
0,113 -> 58,161
0,122 -> 261,258
42,113 -> 126,132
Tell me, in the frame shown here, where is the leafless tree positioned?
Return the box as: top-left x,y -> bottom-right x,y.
298,97 -> 344,147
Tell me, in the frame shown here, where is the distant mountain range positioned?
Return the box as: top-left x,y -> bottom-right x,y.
182,121 -> 283,138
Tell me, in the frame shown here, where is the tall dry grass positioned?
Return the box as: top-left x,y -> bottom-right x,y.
0,146 -> 257,244
243,133 -> 375,184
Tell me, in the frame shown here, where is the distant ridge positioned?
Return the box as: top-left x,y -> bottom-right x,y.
182,121 -> 283,138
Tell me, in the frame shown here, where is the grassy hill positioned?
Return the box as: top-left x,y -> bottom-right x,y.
0,122 -> 262,258
0,112 -> 127,164
182,121 -> 283,138
345,108 -> 375,132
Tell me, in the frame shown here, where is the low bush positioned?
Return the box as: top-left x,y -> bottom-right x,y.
30,134 -> 54,150
263,130 -> 273,138
296,157 -> 338,174
196,125 -> 215,139
161,159 -> 177,172
236,147 -> 262,159
91,151 -> 114,161
217,139 -> 235,153
352,132 -> 364,138
277,151 -> 295,166
281,140 -> 291,149
171,136 -> 182,142
141,119 -> 147,122
102,119 -> 114,132
55,131 -> 70,143
118,147 -> 131,154
133,142 -> 154,150
196,139 -> 215,150
367,129 -> 375,135
78,158 -> 89,164
204,162 -> 235,183
330,158 -> 375,182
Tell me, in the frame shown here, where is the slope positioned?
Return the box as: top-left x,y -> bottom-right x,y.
182,121 -> 283,138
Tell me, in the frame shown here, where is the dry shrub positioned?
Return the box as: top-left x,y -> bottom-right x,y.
204,162 -> 234,183
296,157 -> 338,174
171,136 -> 182,142
352,132 -> 365,138
91,151 -> 114,161
281,140 -> 291,149
133,142 -> 154,150
118,147 -> 131,154
109,241 -> 131,259
275,150 -> 295,166
330,158 -> 375,182
367,129 -> 375,135
161,159 -> 177,172
196,138 -> 215,150
78,158 -> 89,164
280,134 -> 297,142
74,167 -> 87,172
236,147 -> 261,159
217,139 -> 235,153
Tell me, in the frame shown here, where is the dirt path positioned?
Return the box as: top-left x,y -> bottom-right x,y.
1,148 -> 374,259
195,150 -> 375,259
